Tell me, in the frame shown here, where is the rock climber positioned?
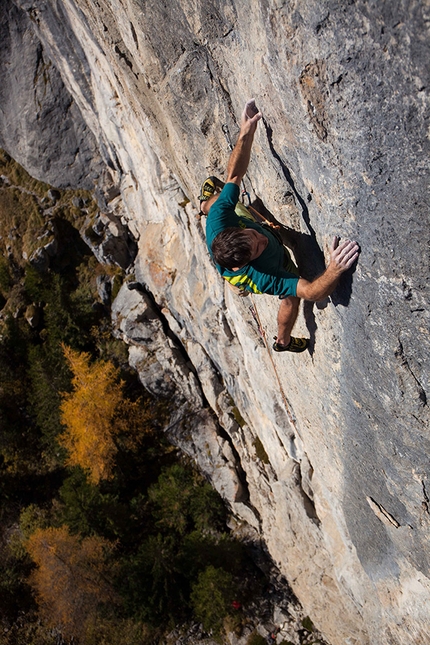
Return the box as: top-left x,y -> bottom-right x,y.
200,99 -> 359,353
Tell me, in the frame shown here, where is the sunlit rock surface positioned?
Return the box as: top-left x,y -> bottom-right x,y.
1,1 -> 429,643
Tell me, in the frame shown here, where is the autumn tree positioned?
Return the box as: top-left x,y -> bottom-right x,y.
59,346 -> 124,483
59,346 -> 153,484
26,526 -> 116,640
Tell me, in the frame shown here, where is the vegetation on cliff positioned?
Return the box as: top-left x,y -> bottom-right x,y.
0,151 -> 260,644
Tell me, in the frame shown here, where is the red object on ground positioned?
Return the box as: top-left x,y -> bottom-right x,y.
231,600 -> 242,610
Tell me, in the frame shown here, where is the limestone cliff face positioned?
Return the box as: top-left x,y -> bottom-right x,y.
0,1 -> 104,187
2,1 -> 430,643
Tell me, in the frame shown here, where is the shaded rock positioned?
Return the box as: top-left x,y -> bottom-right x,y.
29,247 -> 49,272
96,274 -> 112,306
112,283 -> 201,404
47,188 -> 60,202
72,196 -> 85,208
43,237 -> 58,257
81,211 -> 137,269
24,303 -> 41,328
112,283 -> 246,505
126,281 -> 142,291
0,0 -> 103,188
106,185 -> 121,202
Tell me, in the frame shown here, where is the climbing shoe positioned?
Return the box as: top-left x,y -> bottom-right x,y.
272,336 -> 309,353
198,176 -> 217,204
198,176 -> 225,204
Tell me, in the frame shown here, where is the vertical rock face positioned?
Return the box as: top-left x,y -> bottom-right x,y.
0,0 -> 103,187
2,1 -> 429,643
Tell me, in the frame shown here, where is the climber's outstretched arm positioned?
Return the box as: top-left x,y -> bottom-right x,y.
226,99 -> 262,186
296,237 -> 359,301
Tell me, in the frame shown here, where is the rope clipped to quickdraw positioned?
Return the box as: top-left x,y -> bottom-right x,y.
222,124 -> 233,151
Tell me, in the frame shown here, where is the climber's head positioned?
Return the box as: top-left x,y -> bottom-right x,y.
211,227 -> 268,270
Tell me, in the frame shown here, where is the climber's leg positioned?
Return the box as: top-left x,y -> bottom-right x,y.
273,297 -> 309,352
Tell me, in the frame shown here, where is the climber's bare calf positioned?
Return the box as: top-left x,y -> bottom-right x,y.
276,296 -> 300,347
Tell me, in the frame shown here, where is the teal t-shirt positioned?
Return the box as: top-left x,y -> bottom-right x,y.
205,183 -> 299,298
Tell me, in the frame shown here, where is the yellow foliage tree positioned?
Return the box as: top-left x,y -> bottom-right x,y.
26,526 -> 116,639
60,346 -> 124,483
60,345 -> 158,483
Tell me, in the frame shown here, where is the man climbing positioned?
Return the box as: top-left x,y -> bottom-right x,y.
200,99 -> 359,353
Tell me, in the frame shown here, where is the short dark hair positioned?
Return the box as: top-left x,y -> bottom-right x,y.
211,227 -> 253,270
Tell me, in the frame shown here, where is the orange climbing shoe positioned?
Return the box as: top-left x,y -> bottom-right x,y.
272,336 -> 309,353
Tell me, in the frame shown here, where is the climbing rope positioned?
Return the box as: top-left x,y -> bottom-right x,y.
248,294 -> 302,441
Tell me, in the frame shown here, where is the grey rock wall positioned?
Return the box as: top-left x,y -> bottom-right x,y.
0,0 -> 103,187
2,1 -> 430,643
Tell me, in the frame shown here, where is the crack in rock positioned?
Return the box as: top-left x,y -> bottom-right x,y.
366,496 -> 400,528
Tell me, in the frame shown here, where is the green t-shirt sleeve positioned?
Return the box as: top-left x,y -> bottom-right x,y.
213,182 -> 240,211
262,271 -> 299,298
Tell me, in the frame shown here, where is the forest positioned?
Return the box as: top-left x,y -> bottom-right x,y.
0,150 -> 266,644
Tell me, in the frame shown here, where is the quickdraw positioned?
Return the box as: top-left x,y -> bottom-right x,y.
248,303 -> 265,338
222,123 -> 233,151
